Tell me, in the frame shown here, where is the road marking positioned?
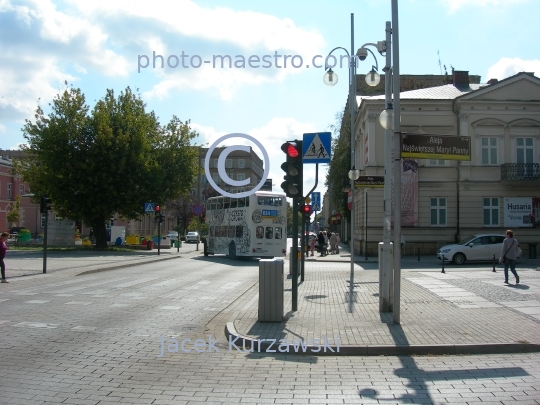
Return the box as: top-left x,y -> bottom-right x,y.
13,321 -> 58,329
25,300 -> 49,304
160,306 -> 182,310
71,326 -> 96,331
109,303 -> 131,308
218,281 -> 241,290
65,301 -> 93,305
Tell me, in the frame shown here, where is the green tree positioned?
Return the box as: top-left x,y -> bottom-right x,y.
188,215 -> 208,235
6,195 -> 21,226
16,86 -> 198,249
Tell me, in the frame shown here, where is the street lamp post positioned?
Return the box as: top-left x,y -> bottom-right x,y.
323,13 -> 380,294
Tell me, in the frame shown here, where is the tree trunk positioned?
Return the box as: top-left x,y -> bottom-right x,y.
91,219 -> 108,249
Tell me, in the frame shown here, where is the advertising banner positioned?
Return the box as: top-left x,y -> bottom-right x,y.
504,197 -> 540,227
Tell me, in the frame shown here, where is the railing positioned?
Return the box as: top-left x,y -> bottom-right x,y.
501,163 -> 540,181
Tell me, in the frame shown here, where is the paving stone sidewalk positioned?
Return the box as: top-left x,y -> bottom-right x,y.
223,246 -> 540,355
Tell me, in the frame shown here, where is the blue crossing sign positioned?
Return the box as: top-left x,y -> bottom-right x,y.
302,132 -> 331,164
144,202 -> 155,213
311,192 -> 321,211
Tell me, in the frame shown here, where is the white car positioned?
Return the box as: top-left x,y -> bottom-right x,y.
166,231 -> 179,241
437,234 -> 510,265
185,232 -> 200,243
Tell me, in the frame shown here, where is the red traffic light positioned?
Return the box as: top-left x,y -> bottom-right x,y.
155,205 -> 160,212
281,142 -> 300,158
300,204 -> 311,214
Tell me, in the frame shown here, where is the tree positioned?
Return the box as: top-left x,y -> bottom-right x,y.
16,86 -> 199,249
165,192 -> 197,235
6,195 -> 21,227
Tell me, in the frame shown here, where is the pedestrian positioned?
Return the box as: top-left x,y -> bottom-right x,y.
1,232 -> 9,283
335,233 -> 340,254
310,236 -> 315,257
323,231 -> 329,256
317,231 -> 325,257
500,229 -> 520,284
329,233 -> 337,254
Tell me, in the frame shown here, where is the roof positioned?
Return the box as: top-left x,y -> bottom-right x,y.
358,83 -> 487,104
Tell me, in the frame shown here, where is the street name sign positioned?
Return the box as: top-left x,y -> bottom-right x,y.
402,134 -> 471,160
302,132 -> 331,163
354,176 -> 384,188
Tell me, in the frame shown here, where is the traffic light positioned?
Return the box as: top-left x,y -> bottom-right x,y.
155,205 -> 164,224
280,141 -> 303,198
40,196 -> 52,213
299,203 -> 312,223
176,216 -> 182,226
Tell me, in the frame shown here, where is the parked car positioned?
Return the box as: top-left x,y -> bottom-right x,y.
185,231 -> 200,243
437,234 -> 513,265
166,231 -> 179,241
9,226 -> 28,236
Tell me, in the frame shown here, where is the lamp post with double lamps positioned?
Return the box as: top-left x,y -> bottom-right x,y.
323,12 -> 380,293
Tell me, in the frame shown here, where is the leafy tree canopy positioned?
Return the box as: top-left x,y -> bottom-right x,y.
16,86 -> 199,248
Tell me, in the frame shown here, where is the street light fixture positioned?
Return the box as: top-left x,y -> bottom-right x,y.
323,13 -> 381,300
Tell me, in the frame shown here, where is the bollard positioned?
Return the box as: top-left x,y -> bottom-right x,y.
492,254 -> 496,272
417,247 -> 420,261
441,255 -> 445,273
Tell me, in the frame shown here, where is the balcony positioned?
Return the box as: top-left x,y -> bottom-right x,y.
501,163 -> 540,181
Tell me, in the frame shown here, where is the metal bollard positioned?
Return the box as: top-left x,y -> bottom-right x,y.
417,247 -> 420,261
492,254 -> 496,272
441,255 -> 445,273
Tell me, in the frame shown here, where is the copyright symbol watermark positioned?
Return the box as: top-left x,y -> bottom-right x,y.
204,133 -> 270,198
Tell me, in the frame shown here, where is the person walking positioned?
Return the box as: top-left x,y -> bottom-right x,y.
1,232 -> 9,283
310,236 -> 315,257
317,231 -> 326,257
500,229 -> 520,284
335,233 -> 341,254
329,233 -> 337,254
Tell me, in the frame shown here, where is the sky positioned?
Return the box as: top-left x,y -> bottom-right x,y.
1,0 -> 539,202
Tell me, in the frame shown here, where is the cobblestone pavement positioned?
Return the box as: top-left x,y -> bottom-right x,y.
230,262 -> 540,350
1,253 -> 540,404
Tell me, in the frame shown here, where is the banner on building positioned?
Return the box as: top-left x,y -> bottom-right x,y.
504,197 -> 540,228
392,159 -> 419,227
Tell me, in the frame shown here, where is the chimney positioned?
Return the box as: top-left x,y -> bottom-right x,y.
453,70 -> 470,88
487,78 -> 499,85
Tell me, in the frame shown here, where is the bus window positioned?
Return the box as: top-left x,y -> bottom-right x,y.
257,197 -> 283,206
245,197 -> 249,207
231,199 -> 238,208
228,226 -> 235,238
256,226 -> 264,239
217,198 -> 223,210
265,227 -> 273,239
224,198 -> 230,209
235,225 -> 243,238
238,198 -> 245,208
274,227 -> 282,239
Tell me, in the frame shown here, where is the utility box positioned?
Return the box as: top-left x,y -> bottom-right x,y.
258,258 -> 284,322
110,226 -> 125,245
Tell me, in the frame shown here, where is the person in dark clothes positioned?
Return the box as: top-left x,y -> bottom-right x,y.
1,232 -> 9,283
317,231 -> 326,257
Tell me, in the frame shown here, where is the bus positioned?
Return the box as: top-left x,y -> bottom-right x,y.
205,191 -> 287,258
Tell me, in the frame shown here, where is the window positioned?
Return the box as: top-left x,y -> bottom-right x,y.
228,226 -> 235,238
237,173 -> 245,181
256,226 -> 264,239
274,227 -> 282,239
235,225 -> 243,238
212,173 -> 220,185
226,159 -> 232,168
213,159 -> 218,168
238,159 -> 245,169
201,174 -> 207,184
430,197 -> 446,226
483,197 -> 499,226
481,137 -> 497,165
19,185 -> 25,195
265,227 -> 273,239
428,159 -> 446,166
7,183 -> 12,199
516,137 -> 534,163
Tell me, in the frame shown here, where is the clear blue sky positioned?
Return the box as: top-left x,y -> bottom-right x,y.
1,0 -> 538,197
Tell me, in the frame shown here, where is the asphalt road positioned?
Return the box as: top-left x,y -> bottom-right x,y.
1,255 -> 539,404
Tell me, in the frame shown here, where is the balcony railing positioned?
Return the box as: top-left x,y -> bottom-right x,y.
501,163 -> 540,181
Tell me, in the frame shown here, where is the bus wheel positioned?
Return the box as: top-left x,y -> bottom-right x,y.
229,241 -> 237,260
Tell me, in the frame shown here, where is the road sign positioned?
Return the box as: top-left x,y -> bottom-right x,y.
302,132 -> 331,163
144,203 -> 155,213
193,204 -> 203,216
402,134 -> 471,160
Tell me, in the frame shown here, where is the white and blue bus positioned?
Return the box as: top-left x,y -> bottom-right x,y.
205,191 -> 287,258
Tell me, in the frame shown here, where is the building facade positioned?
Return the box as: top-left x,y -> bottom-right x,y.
354,71 -> 540,256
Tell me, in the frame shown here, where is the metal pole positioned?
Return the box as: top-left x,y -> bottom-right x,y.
349,12 -> 357,288
392,0 -> 402,325
158,219 -> 161,255
43,209 -> 48,274
365,190 -> 368,260
381,21 -> 393,312
301,214 -> 305,281
292,196 -> 299,311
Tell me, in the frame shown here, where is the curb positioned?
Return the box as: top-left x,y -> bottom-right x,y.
76,255 -> 184,276
225,322 -> 540,356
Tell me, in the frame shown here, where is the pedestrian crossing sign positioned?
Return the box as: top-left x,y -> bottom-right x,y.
302,132 -> 331,163
312,203 -> 320,211
144,202 -> 155,213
